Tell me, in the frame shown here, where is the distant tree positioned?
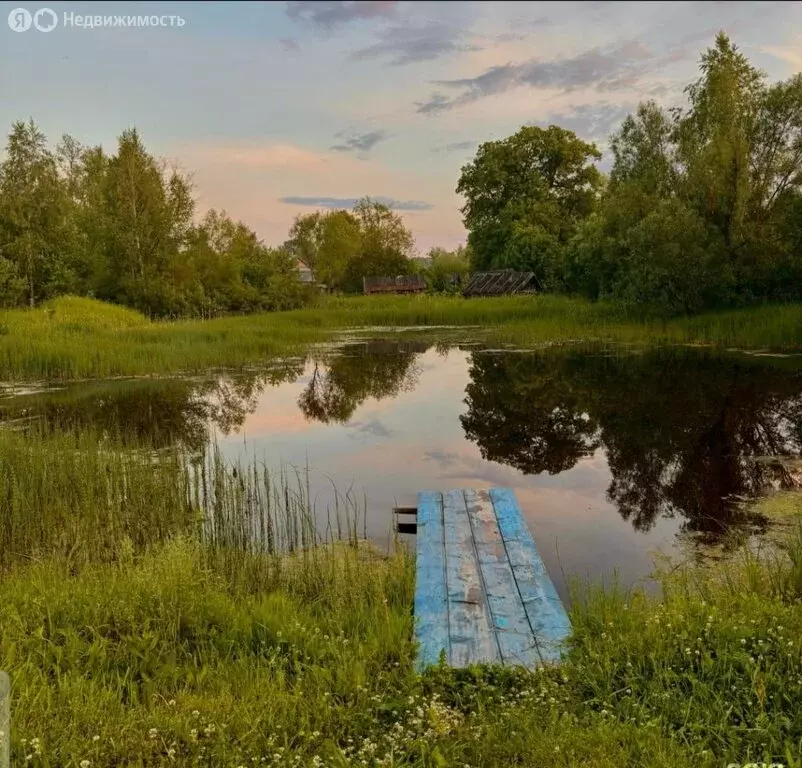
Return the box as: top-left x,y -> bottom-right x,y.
344,197 -> 414,291
288,209 -> 362,291
288,199 -> 414,293
419,245 -> 471,292
456,125 -> 603,286
287,211 -> 323,275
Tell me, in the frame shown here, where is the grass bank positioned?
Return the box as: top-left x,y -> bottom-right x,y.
2,425 -> 802,766
1,295 -> 800,381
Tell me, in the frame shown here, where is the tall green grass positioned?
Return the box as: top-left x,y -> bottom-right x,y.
1,295 -> 800,381
0,427 -> 367,573
0,296 -> 321,381
2,452 -> 802,766
2,417 -> 802,765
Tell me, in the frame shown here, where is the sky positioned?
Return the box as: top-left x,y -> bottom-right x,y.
2,0 -> 802,252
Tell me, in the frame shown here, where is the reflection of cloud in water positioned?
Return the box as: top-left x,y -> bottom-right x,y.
348,418 -> 395,439
422,449 -> 462,468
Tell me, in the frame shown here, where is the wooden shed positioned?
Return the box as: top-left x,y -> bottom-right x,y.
363,275 -> 427,295
462,270 -> 541,297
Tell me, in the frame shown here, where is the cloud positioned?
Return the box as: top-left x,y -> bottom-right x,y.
279,37 -> 301,53
531,103 -> 633,143
280,196 -> 433,211
330,129 -> 388,153
349,23 -> 480,66
285,0 -> 396,31
431,140 -> 478,153
417,41 -> 655,114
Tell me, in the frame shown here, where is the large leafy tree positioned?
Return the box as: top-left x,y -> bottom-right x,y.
100,129 -> 194,310
456,125 -> 603,284
345,198 -> 414,291
570,33 -> 802,312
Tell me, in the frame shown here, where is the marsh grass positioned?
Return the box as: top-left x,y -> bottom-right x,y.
1,295 -> 801,381
3,494 -> 802,766
3,421 -> 802,764
0,426 -> 367,572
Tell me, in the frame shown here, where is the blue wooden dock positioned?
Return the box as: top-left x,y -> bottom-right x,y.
411,488 -> 571,670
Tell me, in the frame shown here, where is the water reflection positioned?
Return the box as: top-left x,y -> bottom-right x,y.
298,341 -> 428,424
462,348 -> 802,535
0,361 -> 303,450
3,342 -> 801,544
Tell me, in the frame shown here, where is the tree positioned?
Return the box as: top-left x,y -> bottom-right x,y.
569,33 -> 802,311
288,199 -> 414,293
344,198 -> 414,291
418,245 -> 470,293
0,119 -> 68,305
287,209 -> 361,291
287,211 -> 323,276
456,125 -> 603,285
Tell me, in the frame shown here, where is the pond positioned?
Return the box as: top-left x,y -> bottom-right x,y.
3,338 -> 802,602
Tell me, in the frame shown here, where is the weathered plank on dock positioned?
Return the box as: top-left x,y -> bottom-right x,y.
414,491 -> 449,668
443,489 -> 500,667
414,487 -> 570,670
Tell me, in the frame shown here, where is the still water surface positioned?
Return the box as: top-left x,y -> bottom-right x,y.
4,339 -> 802,601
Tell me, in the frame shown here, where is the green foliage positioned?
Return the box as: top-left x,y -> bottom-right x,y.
417,245 -> 471,293
287,198 -> 415,293
0,123 -> 305,317
0,119 -> 72,305
569,33 -> 802,313
288,208 -> 362,291
457,125 -> 603,285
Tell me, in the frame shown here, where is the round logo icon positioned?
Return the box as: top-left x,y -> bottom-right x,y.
33,7 -> 57,32
7,7 -> 32,31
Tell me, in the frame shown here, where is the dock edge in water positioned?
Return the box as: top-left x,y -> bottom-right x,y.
413,487 -> 571,671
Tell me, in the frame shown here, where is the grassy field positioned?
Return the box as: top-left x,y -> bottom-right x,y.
1,425 -> 802,767
0,295 -> 800,380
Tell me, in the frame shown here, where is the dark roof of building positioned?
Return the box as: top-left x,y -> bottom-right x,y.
462,270 -> 541,297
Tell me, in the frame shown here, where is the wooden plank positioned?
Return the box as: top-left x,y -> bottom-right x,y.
443,489 -> 500,666
464,489 -> 540,668
489,487 -> 572,664
414,491 -> 449,670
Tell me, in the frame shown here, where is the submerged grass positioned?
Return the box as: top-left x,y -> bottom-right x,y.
2,421 -> 802,766
1,294 -> 800,381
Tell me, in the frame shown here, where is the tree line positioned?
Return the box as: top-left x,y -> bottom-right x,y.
458,33 -> 802,313
0,123 -> 430,316
1,33 -> 799,317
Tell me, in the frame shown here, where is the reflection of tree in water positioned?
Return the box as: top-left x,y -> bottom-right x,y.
0,360 -> 305,451
461,348 -> 802,535
460,353 -> 600,474
298,341 -> 430,424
